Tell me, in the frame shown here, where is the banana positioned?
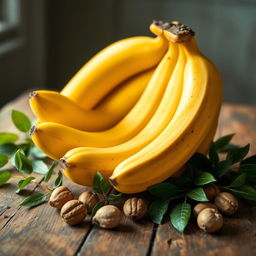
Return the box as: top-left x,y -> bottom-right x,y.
31,39 -> 179,161
29,69 -> 153,131
60,112 -> 219,187
59,42 -> 185,185
197,115 -> 219,155
61,21 -> 168,109
109,23 -> 223,194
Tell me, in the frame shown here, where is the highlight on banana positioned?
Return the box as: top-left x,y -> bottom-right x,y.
29,20 -> 223,194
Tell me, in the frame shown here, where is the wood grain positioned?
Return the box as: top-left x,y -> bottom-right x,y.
0,176 -> 92,256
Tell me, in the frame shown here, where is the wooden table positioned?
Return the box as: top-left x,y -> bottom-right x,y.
0,93 -> 256,256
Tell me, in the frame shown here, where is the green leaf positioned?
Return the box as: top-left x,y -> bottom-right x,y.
214,159 -> 232,178
93,172 -> 110,194
0,143 -> 18,155
214,134 -> 235,151
44,162 -> 57,182
32,160 -> 48,174
166,176 -> 192,189
227,144 -> 250,164
0,153 -> 8,168
29,146 -> 47,159
239,164 -> 256,182
229,173 -> 246,188
170,203 -> 191,233
219,143 -> 239,153
17,143 -> 31,156
148,182 -> 179,198
0,171 -> 12,186
189,152 -> 212,171
54,171 -> 63,187
107,193 -> 122,203
194,172 -> 216,186
91,201 -> 105,216
0,132 -> 19,145
148,199 -> 170,224
227,185 -> 256,201
241,155 -> 256,165
20,192 -> 47,207
11,110 -> 31,132
16,176 -> 35,194
12,149 -> 32,174
186,187 -> 209,202
208,142 -> 219,166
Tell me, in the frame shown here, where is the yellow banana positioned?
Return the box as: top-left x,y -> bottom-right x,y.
29,69 -> 153,131
197,115 -> 219,155
60,108 -> 219,187
61,21 -> 168,109
60,42 -> 185,185
109,23 -> 223,194
31,39 -> 178,161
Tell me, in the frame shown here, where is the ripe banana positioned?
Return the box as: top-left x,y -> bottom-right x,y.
29,69 -> 153,131
59,42 -> 185,185
61,21 -> 168,109
60,110 -> 219,187
109,23 -> 223,194
31,38 -> 179,161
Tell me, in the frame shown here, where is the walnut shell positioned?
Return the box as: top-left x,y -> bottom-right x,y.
92,205 -> 122,229
193,203 -> 218,217
49,186 -> 74,209
214,192 -> 238,215
123,198 -> 148,220
204,185 -> 220,201
197,208 -> 223,233
61,200 -> 87,225
78,191 -> 99,212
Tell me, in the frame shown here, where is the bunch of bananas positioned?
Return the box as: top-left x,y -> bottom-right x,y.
30,20 -> 222,194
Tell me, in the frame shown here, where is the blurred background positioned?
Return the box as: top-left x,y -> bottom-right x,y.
0,0 -> 255,107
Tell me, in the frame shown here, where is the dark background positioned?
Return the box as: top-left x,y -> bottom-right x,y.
0,0 -> 255,107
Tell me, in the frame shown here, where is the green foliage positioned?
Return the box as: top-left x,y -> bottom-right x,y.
148,182 -> 179,198
93,172 -> 110,194
20,192 -> 47,207
148,199 -> 170,224
0,171 -> 12,186
16,177 -> 35,194
186,188 -> 209,202
170,203 -> 191,233
11,110 -> 31,132
108,193 -> 122,203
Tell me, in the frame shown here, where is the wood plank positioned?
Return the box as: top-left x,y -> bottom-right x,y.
0,176 -> 92,256
77,217 -> 154,256
151,104 -> 256,256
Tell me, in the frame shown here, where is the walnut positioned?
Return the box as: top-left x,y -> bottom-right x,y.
214,192 -> 238,215
123,197 -> 148,220
197,208 -> 223,233
78,191 -> 100,212
92,205 -> 122,229
60,200 -> 87,225
193,202 -> 218,217
49,186 -> 74,209
204,185 -> 220,201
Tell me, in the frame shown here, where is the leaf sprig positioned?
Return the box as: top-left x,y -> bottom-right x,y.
90,172 -> 122,217
147,134 -> 256,233
0,110 -> 60,207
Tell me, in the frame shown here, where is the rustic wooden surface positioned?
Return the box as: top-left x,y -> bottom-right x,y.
0,93 -> 256,256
